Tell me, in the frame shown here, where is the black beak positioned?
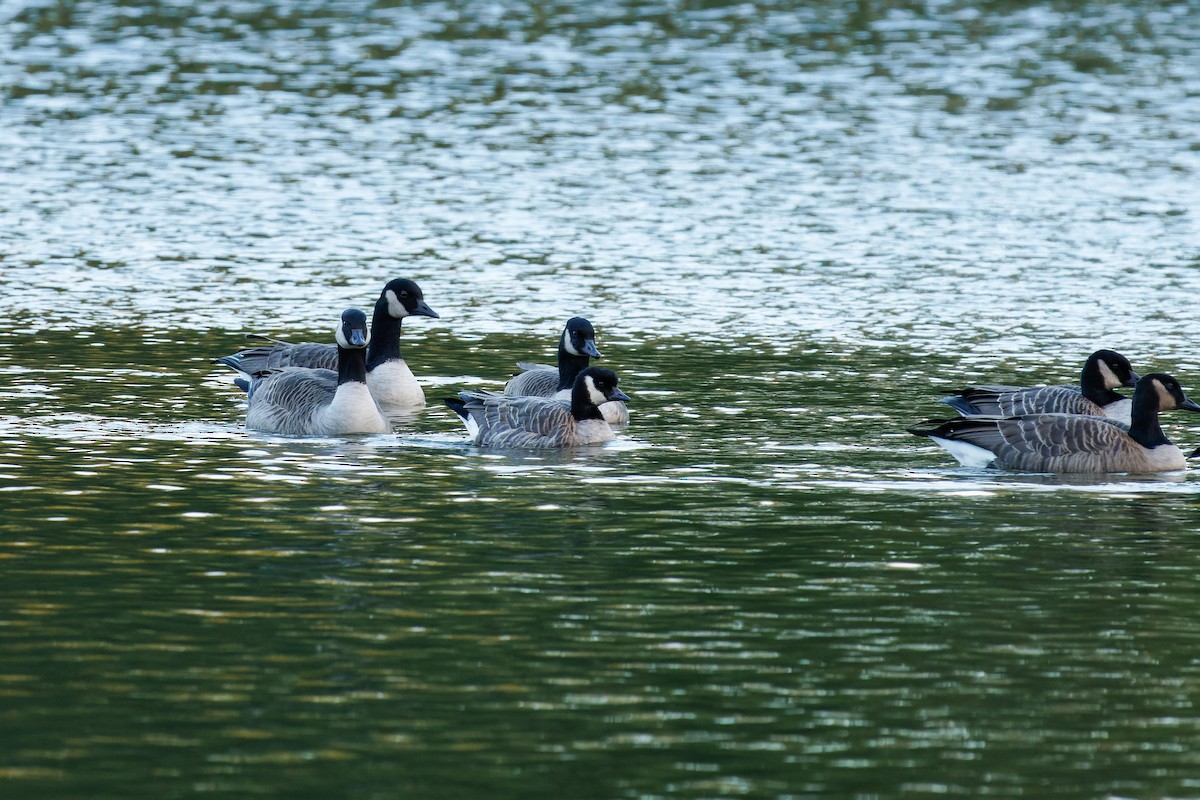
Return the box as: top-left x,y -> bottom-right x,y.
1123,370 -> 1140,388
413,300 -> 440,319
581,338 -> 601,359
348,328 -> 368,347
610,388 -> 631,403
1178,396 -> 1200,413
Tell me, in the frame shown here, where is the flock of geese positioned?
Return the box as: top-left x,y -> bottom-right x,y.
214,278 -> 1200,474
215,278 -> 631,449
908,349 -> 1200,473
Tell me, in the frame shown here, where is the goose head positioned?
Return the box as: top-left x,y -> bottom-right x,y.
562,316 -> 601,358
571,366 -> 630,419
1088,349 -> 1140,390
382,278 -> 440,320
1142,373 -> 1200,413
335,308 -> 371,349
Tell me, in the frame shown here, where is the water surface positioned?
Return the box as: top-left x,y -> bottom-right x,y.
4,2 -> 1200,798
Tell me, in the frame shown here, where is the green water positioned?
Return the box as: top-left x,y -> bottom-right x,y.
5,1 -> 1200,798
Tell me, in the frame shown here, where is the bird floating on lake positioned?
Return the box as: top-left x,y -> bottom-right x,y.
939,349 -> 1139,424
447,366 -> 631,449
503,316 -> 629,426
910,373 -> 1200,473
217,278 -> 439,413
218,308 -> 389,436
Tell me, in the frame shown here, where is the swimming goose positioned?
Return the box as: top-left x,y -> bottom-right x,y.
447,366 -> 631,448
218,308 -> 389,436
218,278 -> 439,412
940,349 -> 1139,423
909,373 -> 1200,473
503,316 -> 630,426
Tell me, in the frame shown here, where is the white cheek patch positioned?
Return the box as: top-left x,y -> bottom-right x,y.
335,324 -> 369,349
1097,360 -> 1120,389
584,375 -> 607,407
385,289 -> 408,318
1154,380 -> 1175,410
562,329 -> 580,356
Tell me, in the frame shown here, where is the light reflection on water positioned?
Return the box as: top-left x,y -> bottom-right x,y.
5,0 -> 1200,797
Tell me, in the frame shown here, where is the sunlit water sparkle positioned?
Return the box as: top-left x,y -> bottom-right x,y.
4,2 -> 1200,799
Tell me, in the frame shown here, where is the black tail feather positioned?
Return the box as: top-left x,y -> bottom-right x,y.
444,398 -> 468,420
938,395 -> 982,416
907,418 -> 962,438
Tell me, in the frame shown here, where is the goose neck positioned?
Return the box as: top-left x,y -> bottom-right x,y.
1127,387 -> 1170,448
556,347 -> 591,392
338,346 -> 370,386
1080,359 -> 1126,407
367,301 -> 403,368
569,381 -> 604,422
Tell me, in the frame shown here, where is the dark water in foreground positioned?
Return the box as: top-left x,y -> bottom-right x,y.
4,2 -> 1200,798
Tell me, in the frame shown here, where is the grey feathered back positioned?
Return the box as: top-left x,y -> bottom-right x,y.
229,338 -> 339,374
505,362 -> 630,425
945,385 -> 1102,417
504,363 -> 560,397
244,367 -> 341,434
912,415 -> 1175,473
456,392 -> 615,448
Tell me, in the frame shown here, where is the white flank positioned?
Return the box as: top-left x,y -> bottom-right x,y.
322,383 -> 389,434
463,413 -> 481,440
1102,398 -> 1132,425
929,436 -> 996,468
1144,444 -> 1187,472
573,418 -> 615,445
600,400 -> 629,426
367,360 -> 425,410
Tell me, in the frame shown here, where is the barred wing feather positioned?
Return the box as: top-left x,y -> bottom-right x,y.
234,341 -> 339,374
458,392 -> 610,448
245,368 -> 339,434
503,364 -> 559,397
951,385 -> 1100,417
974,415 -> 1149,472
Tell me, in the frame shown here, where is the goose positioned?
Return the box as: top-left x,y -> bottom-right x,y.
503,316 -> 630,426
446,366 -> 631,448
940,349 -> 1139,423
217,308 -> 389,436
218,278 -> 439,412
909,373 -> 1200,473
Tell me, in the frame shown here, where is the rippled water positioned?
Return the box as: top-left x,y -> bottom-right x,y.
5,1 -> 1200,798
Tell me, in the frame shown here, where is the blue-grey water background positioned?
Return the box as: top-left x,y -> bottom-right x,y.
4,1 -> 1200,797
